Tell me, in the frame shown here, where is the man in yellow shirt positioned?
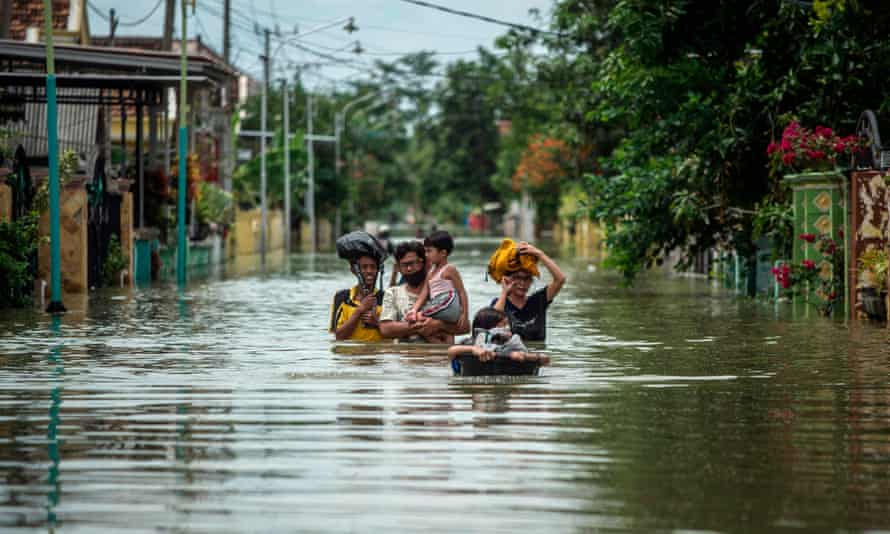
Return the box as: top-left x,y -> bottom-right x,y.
330,254 -> 384,342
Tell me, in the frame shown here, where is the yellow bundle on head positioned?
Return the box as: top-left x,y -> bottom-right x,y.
487,238 -> 540,283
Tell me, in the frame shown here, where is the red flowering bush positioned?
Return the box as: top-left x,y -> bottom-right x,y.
772,231 -> 845,315
772,261 -> 816,292
767,121 -> 865,174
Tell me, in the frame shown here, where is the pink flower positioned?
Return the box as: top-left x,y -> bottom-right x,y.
802,259 -> 816,270
832,142 -> 846,153
807,150 -> 826,160
767,142 -> 779,155
782,152 -> 795,165
814,126 -> 833,137
780,138 -> 792,151
783,122 -> 800,137
799,233 -> 816,243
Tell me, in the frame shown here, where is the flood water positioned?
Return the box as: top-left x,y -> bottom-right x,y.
1,239 -> 889,532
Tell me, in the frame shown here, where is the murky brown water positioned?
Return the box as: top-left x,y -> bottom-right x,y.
1,239 -> 889,532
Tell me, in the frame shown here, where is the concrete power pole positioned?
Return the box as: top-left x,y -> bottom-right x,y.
282,79 -> 290,253
223,0 -> 230,64
162,0 -> 175,50
306,93 -> 316,253
260,29 -> 270,264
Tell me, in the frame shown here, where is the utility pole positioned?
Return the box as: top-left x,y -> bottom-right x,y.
306,93 -> 315,252
282,79 -> 290,253
334,113 -> 342,239
260,28 -> 270,263
222,0 -> 230,64
108,8 -> 118,46
176,0 -> 190,286
162,0 -> 175,50
43,0 -> 65,313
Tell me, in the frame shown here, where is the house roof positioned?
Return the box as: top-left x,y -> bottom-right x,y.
0,72 -> 211,93
0,38 -> 237,82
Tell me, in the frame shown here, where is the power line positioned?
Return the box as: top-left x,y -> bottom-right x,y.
395,0 -> 561,37
86,0 -> 164,27
118,0 -> 163,27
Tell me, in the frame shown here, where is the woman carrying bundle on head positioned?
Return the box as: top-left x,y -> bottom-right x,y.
487,239 -> 566,342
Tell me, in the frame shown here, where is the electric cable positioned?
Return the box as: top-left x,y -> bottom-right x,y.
395,0 -> 560,37
86,0 -> 164,27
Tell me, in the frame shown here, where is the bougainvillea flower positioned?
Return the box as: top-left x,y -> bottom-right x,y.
799,233 -> 816,242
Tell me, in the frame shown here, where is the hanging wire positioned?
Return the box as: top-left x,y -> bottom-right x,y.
86,0 -> 163,27
395,0 -> 561,37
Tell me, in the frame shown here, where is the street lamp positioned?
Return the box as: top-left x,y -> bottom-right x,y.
257,16 -> 357,259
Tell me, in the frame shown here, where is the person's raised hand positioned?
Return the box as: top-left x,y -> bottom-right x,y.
501,276 -> 516,295
517,241 -> 542,258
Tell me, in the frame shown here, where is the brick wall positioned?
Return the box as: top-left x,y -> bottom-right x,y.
2,0 -> 69,40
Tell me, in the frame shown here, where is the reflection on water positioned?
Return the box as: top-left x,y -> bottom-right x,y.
0,245 -> 889,532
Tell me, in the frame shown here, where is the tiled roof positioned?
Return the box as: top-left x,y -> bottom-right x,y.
4,0 -> 69,40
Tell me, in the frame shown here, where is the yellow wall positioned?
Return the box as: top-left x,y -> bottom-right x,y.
0,184 -> 10,222
39,187 -> 88,293
299,219 -> 332,251
228,207 -> 285,257
119,192 -> 134,286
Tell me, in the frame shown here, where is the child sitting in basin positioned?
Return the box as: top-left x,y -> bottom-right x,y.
447,307 -> 549,365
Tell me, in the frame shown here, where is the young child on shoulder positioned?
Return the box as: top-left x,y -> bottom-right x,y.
405,230 -> 468,329
447,307 -> 549,365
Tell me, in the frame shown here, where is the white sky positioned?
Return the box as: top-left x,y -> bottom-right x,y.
86,0 -> 556,89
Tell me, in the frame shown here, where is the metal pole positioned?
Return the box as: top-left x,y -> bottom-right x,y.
44,0 -> 65,313
306,93 -> 315,252
260,29 -> 269,264
223,0 -> 231,64
176,0 -> 188,286
334,113 -> 342,238
136,99 -> 144,228
282,78 -> 290,253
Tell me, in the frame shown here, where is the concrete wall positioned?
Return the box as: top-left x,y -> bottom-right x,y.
0,184 -> 10,222
119,191 -> 134,286
38,186 -> 88,293
228,207 -> 284,257
555,218 -> 605,261
300,219 -> 333,251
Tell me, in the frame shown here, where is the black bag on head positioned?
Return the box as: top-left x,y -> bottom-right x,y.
336,231 -> 389,292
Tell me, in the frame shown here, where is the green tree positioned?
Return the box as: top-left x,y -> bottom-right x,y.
543,0 -> 890,281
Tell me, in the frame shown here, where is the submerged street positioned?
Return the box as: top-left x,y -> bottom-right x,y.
1,241 -> 888,532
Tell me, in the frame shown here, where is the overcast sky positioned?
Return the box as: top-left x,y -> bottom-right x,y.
86,0 -> 556,88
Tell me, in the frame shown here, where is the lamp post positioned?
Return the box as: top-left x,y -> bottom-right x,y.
255,16 -> 356,257
176,0 -> 192,286
43,0 -> 65,313
332,91 -> 388,235
282,78 -> 290,253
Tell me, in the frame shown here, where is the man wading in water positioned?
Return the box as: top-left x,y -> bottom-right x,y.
380,240 -> 469,343
330,254 -> 385,342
